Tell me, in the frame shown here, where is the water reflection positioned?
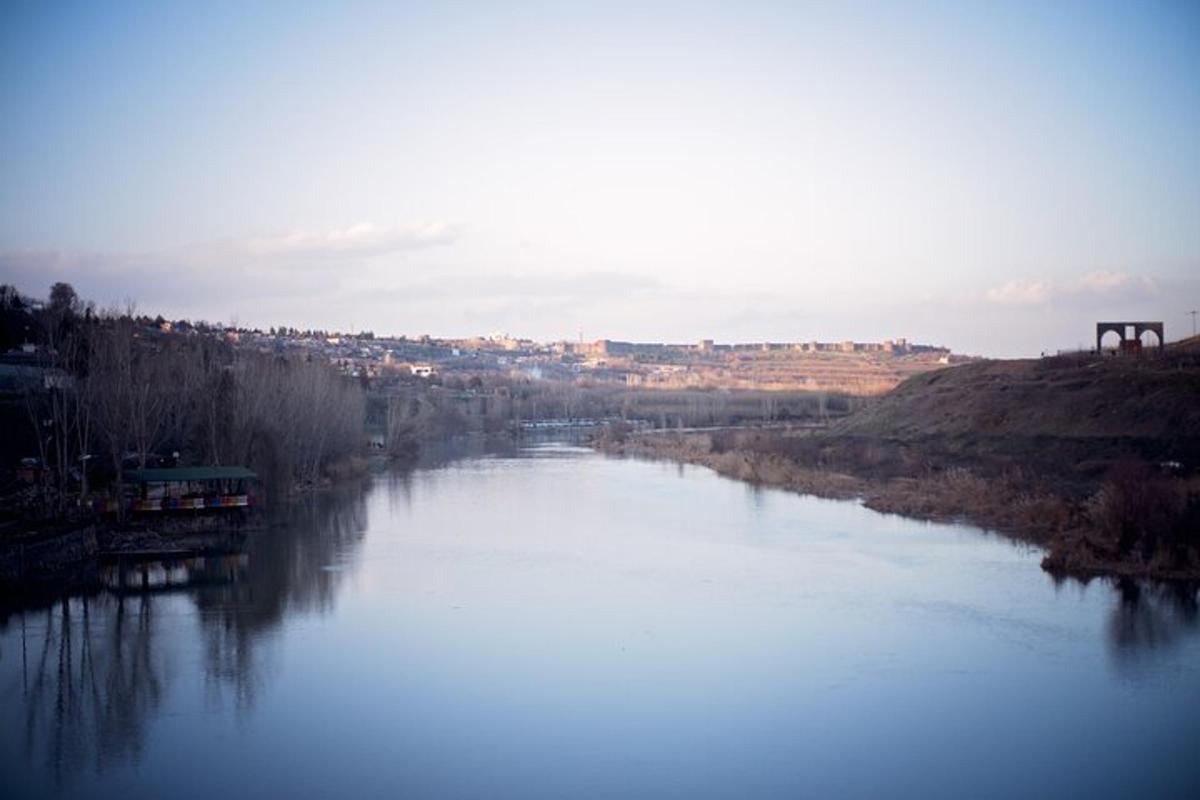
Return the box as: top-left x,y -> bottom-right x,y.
1,481 -> 371,792
12,595 -> 164,793
100,554 -> 249,593
1107,578 -> 1200,670
2,446 -> 1199,799
192,484 -> 370,711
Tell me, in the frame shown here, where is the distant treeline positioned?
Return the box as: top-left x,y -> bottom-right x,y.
366,377 -> 861,452
3,283 -> 363,515
3,283 -> 863,520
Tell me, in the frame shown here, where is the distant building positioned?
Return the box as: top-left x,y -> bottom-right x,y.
1096,321 -> 1164,354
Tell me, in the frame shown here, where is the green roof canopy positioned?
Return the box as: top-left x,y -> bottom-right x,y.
127,466 -> 257,483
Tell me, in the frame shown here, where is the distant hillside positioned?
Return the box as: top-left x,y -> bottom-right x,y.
599,349 -> 1200,579
834,353 -> 1200,442
1169,334 -> 1200,354
612,349 -> 961,395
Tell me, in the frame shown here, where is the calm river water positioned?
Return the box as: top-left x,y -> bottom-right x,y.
2,442 -> 1199,799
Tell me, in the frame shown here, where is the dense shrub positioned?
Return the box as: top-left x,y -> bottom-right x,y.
1086,461 -> 1191,556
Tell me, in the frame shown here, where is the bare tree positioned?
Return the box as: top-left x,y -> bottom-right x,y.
89,316 -> 137,518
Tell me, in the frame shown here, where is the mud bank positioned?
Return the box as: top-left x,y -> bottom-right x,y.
0,514 -> 258,600
594,429 -> 1200,583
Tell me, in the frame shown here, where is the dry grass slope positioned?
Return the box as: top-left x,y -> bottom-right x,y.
596,351 -> 1200,581
834,353 -> 1200,441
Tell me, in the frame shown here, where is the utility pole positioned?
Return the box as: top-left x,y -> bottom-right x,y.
1189,310 -> 1198,338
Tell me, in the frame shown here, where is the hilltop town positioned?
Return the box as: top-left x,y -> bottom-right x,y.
153,320 -> 960,396
1,282 -> 966,513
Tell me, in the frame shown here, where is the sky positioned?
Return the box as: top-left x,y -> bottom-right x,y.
1,1 -> 1198,356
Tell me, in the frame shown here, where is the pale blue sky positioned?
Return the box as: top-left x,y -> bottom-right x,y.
2,1 -> 1198,355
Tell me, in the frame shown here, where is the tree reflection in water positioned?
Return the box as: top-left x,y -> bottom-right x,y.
1,482 -> 370,790
10,593 -> 164,793
193,484 -> 369,711
1107,578 -> 1200,674
2,465 -> 1197,794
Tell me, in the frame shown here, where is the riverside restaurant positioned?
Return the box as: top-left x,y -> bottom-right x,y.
125,466 -> 258,512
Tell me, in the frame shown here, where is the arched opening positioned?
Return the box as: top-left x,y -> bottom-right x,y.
1099,329 -> 1122,352
1138,329 -> 1161,349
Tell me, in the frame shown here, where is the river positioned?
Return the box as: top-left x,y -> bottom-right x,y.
2,442 -> 1198,799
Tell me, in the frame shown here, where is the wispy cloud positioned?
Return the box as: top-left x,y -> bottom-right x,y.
985,279 -> 1055,306
234,222 -> 458,262
0,221 -> 461,318
986,271 -> 1157,306
0,228 -> 674,336
1075,270 -> 1155,294
354,271 -> 659,303
1,220 -> 457,281
1,221 -> 458,278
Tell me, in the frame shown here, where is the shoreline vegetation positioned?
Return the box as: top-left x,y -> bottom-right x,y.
592,352 -> 1200,583
2,282 -> 869,515
1,283 -> 867,597
1,284 -> 367,598
4,282 -> 1198,593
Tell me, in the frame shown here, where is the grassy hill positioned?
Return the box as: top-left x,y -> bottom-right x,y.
597,350 -> 1200,580
834,353 -> 1200,442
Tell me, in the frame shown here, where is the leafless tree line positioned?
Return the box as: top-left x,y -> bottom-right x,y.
23,302 -> 364,516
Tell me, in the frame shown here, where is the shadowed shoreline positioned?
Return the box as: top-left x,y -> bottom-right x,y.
591,352 -> 1200,583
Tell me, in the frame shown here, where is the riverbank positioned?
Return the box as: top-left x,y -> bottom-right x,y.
0,512 -> 260,604
594,428 -> 1199,581
0,434 -> 510,601
592,350 -> 1200,582
7,440 -> 1197,799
